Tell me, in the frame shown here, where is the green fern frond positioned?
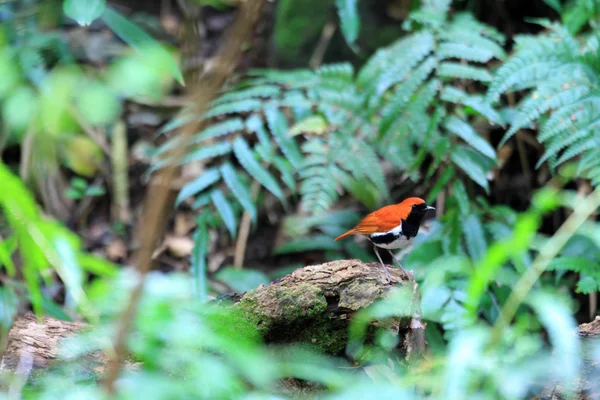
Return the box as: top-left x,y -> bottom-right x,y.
437,42 -> 497,63
264,106 -> 304,168
211,189 -> 237,238
232,136 -> 285,202
441,26 -> 506,60
378,56 -> 437,134
193,118 -> 245,143
437,62 -> 493,82
501,84 -> 592,145
356,32 -> 435,89
444,116 -> 496,160
441,87 -> 504,125
451,13 -> 505,44
176,168 -> 221,206
203,99 -> 263,119
220,162 -> 257,223
180,142 -> 232,164
316,62 -> 355,84
554,133 -> 600,167
489,21 -> 600,179
210,85 -> 281,106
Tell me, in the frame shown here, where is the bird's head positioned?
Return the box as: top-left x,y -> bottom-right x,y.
399,197 -> 436,220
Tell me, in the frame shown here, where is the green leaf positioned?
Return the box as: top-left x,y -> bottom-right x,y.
194,118 -> 244,143
444,116 -> 496,160
450,146 -> 491,192
265,106 -> 303,168
232,136 -> 284,202
437,62 -> 493,82
215,267 -> 270,292
211,189 -> 237,238
63,0 -> 106,26
101,7 -> 184,85
220,162 -> 257,223
176,168 -> 221,206
336,0 -> 360,49
462,214 -> 487,262
191,222 -> 209,302
179,142 -> 232,164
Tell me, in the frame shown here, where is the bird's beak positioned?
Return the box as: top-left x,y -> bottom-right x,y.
426,206 -> 436,211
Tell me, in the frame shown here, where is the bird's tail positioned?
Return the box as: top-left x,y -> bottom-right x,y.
334,229 -> 356,241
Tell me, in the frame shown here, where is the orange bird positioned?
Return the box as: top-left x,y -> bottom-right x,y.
335,197 -> 435,279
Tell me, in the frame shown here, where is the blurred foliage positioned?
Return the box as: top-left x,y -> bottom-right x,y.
1,0 -> 600,399
0,0 -> 181,187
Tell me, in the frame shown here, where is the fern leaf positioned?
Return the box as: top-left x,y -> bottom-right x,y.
211,85 -> 281,106
264,106 -> 303,168
272,156 -> 296,191
501,84 -> 591,146
487,56 -> 575,103
379,56 -> 437,135
193,118 -> 245,143
451,13 -> 505,44
232,136 -> 284,202
211,189 -> 237,238
220,162 -> 257,223
357,32 -> 434,88
437,42 -> 496,63
444,116 -> 496,160
441,31 -> 505,62
316,62 -> 355,84
203,99 -> 263,119
249,69 -> 317,87
176,168 -> 221,206
246,114 -> 274,161
450,145 -> 491,191
553,133 -> 600,168
441,87 -> 504,126
437,62 -> 493,82
180,142 -> 232,164
158,110 -> 195,135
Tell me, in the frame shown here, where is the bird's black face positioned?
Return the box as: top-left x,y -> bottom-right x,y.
400,202 -> 436,238
410,202 -> 436,219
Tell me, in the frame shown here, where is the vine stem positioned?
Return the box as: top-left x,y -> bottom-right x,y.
101,0 -> 267,393
490,187 -> 600,346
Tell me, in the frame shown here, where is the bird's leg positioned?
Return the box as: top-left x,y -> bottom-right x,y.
386,249 -> 409,279
372,245 -> 391,281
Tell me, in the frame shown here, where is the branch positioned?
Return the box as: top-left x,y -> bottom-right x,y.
102,0 -> 268,393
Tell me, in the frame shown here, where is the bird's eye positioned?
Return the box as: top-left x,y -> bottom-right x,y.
412,204 -> 416,209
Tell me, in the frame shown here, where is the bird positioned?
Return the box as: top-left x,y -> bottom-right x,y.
334,197 -> 435,280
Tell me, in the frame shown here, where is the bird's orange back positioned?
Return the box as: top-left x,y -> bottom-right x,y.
335,197 -> 426,240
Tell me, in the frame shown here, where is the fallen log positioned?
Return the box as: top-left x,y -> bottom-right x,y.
0,260 -> 423,376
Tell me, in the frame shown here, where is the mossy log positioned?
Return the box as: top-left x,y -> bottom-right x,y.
228,259 -> 426,359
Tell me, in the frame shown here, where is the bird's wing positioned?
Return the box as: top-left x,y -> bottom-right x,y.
353,206 -> 404,234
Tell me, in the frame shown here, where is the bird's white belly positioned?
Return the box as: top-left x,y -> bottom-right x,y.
369,225 -> 412,249
373,235 -> 411,249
